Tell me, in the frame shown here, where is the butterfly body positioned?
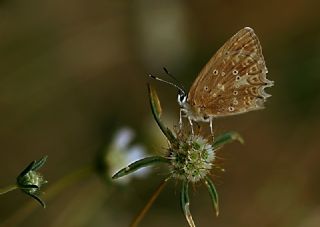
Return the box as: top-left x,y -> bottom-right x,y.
177,27 -> 274,133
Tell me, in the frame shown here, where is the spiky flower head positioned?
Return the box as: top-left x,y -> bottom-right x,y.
168,133 -> 215,183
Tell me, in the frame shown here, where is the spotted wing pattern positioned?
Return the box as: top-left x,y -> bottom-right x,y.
187,27 -> 273,117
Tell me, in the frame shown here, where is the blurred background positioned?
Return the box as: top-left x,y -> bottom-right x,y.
0,0 -> 320,226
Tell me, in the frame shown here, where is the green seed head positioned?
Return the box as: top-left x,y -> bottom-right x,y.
168,135 -> 215,183
18,171 -> 47,194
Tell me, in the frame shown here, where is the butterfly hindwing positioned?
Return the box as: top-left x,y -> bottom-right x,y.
187,27 -> 273,117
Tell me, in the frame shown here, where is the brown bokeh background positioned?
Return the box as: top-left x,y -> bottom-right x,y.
1,0 -> 320,226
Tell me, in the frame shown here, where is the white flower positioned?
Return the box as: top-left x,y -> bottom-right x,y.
106,127 -> 150,185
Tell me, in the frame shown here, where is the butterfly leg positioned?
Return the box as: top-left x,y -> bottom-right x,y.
179,108 -> 183,130
188,117 -> 194,135
209,117 -> 214,137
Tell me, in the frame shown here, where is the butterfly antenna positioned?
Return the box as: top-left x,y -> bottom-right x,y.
148,74 -> 186,95
162,67 -> 187,93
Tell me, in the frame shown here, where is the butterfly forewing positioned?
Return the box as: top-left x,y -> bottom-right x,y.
188,27 -> 273,117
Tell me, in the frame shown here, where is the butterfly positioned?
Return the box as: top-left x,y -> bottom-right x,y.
150,27 -> 274,135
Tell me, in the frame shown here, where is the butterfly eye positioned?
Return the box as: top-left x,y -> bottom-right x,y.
177,92 -> 187,105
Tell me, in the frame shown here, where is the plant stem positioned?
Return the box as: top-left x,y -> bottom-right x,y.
0,184 -> 18,195
131,179 -> 168,227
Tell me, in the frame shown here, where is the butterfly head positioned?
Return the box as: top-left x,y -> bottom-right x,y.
149,68 -> 188,107
177,90 -> 187,106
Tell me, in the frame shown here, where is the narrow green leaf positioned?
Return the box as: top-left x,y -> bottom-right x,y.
180,180 -> 195,227
25,192 -> 46,208
17,156 -> 48,179
148,84 -> 176,143
204,176 -> 219,216
18,161 -> 36,179
213,131 -> 244,149
20,185 -> 39,189
149,83 -> 162,117
112,156 -> 170,179
180,180 -> 188,213
32,156 -> 48,171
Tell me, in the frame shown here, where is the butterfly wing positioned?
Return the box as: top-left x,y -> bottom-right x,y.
188,27 -> 273,117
